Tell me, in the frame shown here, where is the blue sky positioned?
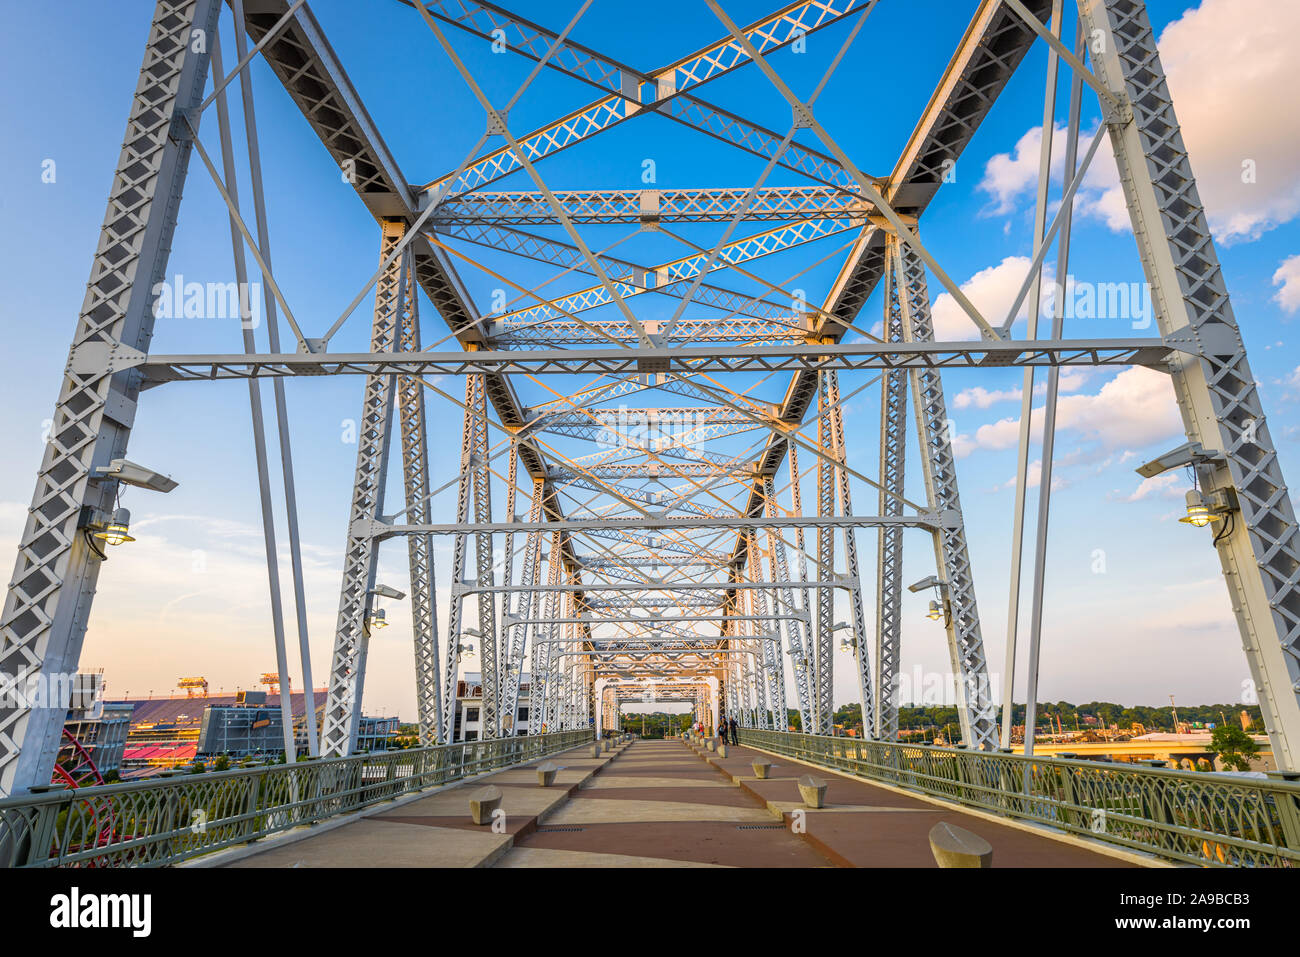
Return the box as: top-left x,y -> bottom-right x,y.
2,0 -> 1299,720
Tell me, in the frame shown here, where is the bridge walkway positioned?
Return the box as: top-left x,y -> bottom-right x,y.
216,737 -> 1136,867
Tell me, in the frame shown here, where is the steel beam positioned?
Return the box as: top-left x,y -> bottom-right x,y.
1082,0 -> 1300,768
321,222 -> 406,756
0,0 -> 220,797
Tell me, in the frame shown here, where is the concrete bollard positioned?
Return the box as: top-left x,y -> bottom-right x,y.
928,821 -> 993,868
537,762 -> 559,787
706,738 -> 716,752
590,743 -> 601,758
752,759 -> 772,780
602,739 -> 611,752
469,785 -> 503,825
797,774 -> 828,809
717,743 -> 728,758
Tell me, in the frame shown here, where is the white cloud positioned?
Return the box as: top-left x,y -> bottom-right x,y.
1041,367 -> 1095,397
931,256 -> 1052,340
981,0 -> 1300,244
972,415 -> 1035,453
979,122 -> 1124,229
1054,366 -> 1183,449
952,386 -> 1023,410
1122,472 -> 1182,503
1157,0 -> 1300,242
979,125 -> 1053,215
963,367 -> 1183,456
995,459 -> 1064,492
952,368 -> 1093,412
1272,255 -> 1300,314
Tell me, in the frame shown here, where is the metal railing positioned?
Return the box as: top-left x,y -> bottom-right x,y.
738,729 -> 1300,867
0,730 -> 593,868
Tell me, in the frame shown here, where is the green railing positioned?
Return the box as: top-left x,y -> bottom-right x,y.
0,730 -> 593,868
738,729 -> 1300,867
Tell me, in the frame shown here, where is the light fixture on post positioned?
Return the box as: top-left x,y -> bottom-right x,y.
1179,488 -> 1214,527
93,507 -> 134,546
909,576 -> 950,624
1136,443 -> 1236,531
457,627 -> 481,661
1178,483 -> 1238,530
831,621 -> 853,652
366,584 -> 404,633
80,458 -> 179,558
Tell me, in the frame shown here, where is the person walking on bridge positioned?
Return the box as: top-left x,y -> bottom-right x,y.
729,716 -> 738,746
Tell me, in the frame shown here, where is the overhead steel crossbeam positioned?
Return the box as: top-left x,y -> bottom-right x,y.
406,0 -> 868,197
490,316 -> 810,347
488,218 -> 857,329
432,186 -> 869,225
435,220 -> 798,330
367,513 -> 943,536
126,338 -> 1176,383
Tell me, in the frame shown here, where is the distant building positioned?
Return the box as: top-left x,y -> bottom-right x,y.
454,672 -> 532,741
111,687 -> 396,776
357,716 -> 401,752
1018,733 -> 1275,772
60,702 -> 133,778
197,703 -> 288,756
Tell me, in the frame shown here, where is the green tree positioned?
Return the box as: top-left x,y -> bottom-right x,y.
1206,725 -> 1259,772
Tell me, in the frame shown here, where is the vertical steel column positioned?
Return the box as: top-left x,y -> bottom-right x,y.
497,445 -> 518,732
786,443 -> 815,731
321,221 -> 406,756
759,479 -> 791,725
826,371 -> 873,737
0,0 -> 220,796
1023,24 -> 1085,758
467,374 -> 500,737
230,0 -> 317,756
209,33 -> 297,763
530,530 -> 562,732
501,478 -> 545,733
875,258 -> 908,741
745,537 -> 773,729
440,376 -> 477,742
395,259 -> 441,746
813,372 -> 837,734
1083,0 -> 1300,768
892,237 -> 998,751
1001,0 -> 1063,752
763,477 -> 806,724
723,590 -> 740,720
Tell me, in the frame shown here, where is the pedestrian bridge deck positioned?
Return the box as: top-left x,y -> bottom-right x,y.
213,738 -> 1134,867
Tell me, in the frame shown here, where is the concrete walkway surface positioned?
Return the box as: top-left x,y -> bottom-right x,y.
223,737 -> 1135,867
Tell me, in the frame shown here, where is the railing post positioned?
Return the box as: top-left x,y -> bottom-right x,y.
26,799 -> 62,867
1265,771 -> 1300,853
244,770 -> 264,842
1054,756 -> 1080,829
1137,761 -> 1173,830
953,744 -> 971,804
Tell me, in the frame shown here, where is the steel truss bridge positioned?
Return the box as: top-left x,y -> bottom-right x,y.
3,0 -> 1300,866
